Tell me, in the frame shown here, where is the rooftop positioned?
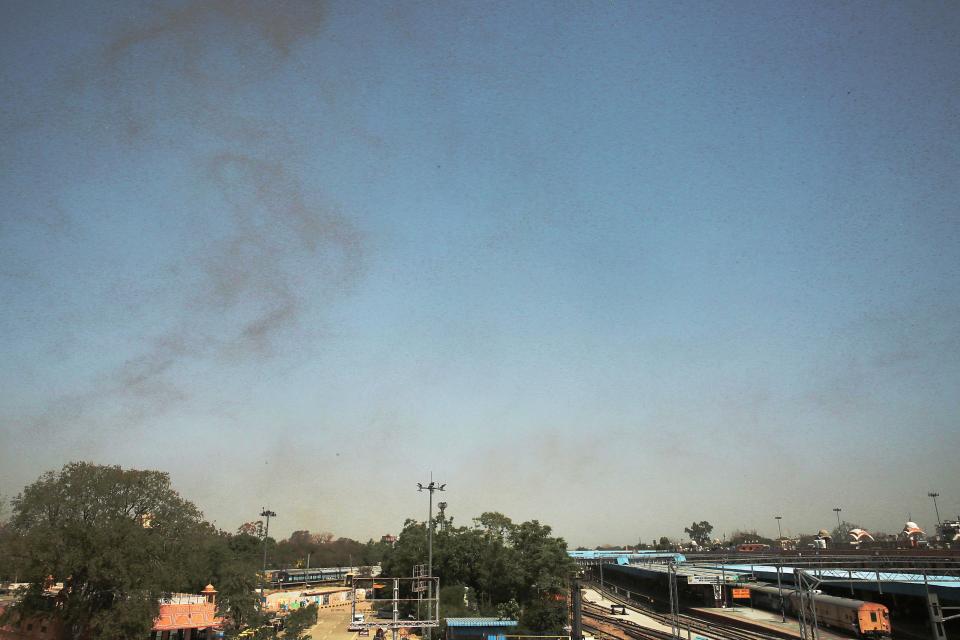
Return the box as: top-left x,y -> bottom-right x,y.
446,618 -> 518,628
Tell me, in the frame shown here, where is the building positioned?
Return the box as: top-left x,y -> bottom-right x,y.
149,585 -> 222,640
0,585 -> 222,640
263,585 -> 356,612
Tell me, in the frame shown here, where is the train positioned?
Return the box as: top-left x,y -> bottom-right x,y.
747,583 -> 891,638
266,567 -> 354,586
265,565 -> 383,587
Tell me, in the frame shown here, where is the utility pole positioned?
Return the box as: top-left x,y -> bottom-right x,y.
260,508 -> 277,610
929,492 -> 942,528
418,475 -> 445,640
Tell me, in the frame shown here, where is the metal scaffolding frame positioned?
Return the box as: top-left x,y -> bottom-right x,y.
351,576 -> 440,640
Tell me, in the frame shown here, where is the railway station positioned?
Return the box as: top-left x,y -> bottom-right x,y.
574,551 -> 960,640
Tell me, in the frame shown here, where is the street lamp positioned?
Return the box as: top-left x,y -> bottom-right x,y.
418,476 -> 445,640
260,508 -> 276,610
929,492 -> 942,528
774,516 -> 783,541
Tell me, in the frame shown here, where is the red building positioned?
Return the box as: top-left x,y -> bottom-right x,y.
0,585 -> 222,640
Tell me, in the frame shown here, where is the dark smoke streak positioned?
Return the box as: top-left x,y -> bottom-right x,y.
7,0 -> 363,445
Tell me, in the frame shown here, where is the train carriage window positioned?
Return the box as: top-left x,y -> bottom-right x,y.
870,612 -> 877,622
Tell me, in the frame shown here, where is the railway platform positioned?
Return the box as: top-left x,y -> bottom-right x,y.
583,588 -> 701,638
690,607 -> 849,640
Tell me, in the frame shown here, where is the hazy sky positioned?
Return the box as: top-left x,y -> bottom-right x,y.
2,1 -> 958,548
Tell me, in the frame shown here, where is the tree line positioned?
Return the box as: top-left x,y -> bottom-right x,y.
0,463 -> 573,640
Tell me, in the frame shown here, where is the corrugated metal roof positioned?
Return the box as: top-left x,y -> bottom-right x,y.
445,618 -> 518,627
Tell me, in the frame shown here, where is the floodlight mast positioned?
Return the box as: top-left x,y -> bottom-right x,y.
832,507 -> 842,547
929,492 -> 942,528
259,508 -> 277,610
774,516 -> 785,623
418,474 -> 445,640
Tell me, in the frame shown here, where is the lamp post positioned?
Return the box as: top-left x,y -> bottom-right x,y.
774,516 -> 785,623
929,492 -> 942,528
259,508 -> 276,610
418,476 -> 445,640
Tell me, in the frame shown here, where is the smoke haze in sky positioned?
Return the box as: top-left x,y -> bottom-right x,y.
1,1 -> 959,546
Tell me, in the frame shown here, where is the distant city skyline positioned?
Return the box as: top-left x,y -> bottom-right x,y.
2,1 -> 958,548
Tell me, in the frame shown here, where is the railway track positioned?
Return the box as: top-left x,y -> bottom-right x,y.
584,582 -> 780,640
581,604 -> 673,640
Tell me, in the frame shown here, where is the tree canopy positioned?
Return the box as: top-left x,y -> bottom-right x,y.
1,465 -> 574,639
728,529 -> 775,546
683,521 -> 714,546
0,463 -> 261,640
379,511 -> 573,634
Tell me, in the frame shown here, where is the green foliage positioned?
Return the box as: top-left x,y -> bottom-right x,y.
830,521 -> 862,543
273,532 -> 368,569
379,511 -> 574,635
683,521 -> 714,546
495,598 -> 520,621
0,493 -> 16,581
0,463 -> 262,640
728,529 -> 775,546
197,531 -> 263,631
283,603 -> 318,640
439,584 -> 476,618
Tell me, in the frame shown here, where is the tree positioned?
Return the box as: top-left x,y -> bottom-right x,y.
729,529 -> 774,547
474,512 -> 514,541
439,584 -> 476,618
378,511 -> 573,634
684,521 -> 714,547
1,463 -> 221,640
238,521 -> 264,537
495,598 -> 520,621
0,493 -> 14,581
283,604 -> 318,640
196,531 -> 263,632
831,521 -> 862,544
273,530 -> 365,569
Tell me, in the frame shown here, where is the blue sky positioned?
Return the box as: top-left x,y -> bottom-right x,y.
1,1 -> 958,546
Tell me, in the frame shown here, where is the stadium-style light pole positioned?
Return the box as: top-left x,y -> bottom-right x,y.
774,516 -> 785,623
833,507 -> 842,547
260,508 -> 277,609
418,476 -> 445,640
929,492 -> 942,528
